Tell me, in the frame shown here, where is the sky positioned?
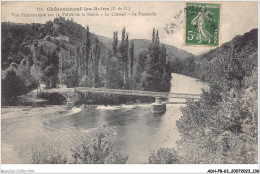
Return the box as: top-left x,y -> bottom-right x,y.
2,1 -> 258,55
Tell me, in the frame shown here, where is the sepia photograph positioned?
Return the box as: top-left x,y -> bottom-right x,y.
1,0 -> 258,173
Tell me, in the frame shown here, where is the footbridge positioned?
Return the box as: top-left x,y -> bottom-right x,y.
75,87 -> 200,99
44,87 -> 201,113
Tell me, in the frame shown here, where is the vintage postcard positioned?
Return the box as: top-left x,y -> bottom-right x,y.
1,0 -> 258,173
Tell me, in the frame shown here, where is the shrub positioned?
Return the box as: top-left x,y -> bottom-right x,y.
38,92 -> 66,105
29,127 -> 128,164
71,127 -> 128,164
2,68 -> 27,105
149,148 -> 182,164
29,144 -> 67,164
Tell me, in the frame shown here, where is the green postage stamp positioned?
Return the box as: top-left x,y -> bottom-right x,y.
185,2 -> 221,46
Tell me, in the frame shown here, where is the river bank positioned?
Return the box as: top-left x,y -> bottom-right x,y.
1,105 -> 80,120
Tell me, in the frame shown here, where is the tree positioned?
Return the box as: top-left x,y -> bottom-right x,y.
16,61 -> 38,91
75,46 -> 81,79
58,51 -> 65,84
106,54 -> 123,89
112,31 -> 118,56
42,50 -> 59,88
72,127 -> 128,164
134,50 -> 147,88
149,148 -> 182,164
128,40 -> 134,89
2,67 -> 27,105
26,53 -> 33,70
61,65 -> 79,88
119,28 -> 129,88
107,29 -> 130,89
84,26 -> 91,76
79,26 -> 91,77
139,29 -> 171,92
32,45 -> 42,95
44,65 -> 58,88
91,36 -> 101,87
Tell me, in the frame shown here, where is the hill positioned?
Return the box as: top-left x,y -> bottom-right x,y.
132,39 -> 193,60
167,28 -> 258,81
2,18 -> 193,71
98,36 -> 193,61
196,28 -> 258,62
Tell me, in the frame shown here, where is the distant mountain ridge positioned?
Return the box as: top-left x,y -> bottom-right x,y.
2,19 -> 193,69
98,36 -> 194,61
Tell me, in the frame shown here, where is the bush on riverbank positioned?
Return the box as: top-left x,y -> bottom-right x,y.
30,144 -> 67,164
71,127 -> 128,164
29,127 -> 128,164
148,148 -> 183,164
38,92 -> 66,105
2,65 -> 38,106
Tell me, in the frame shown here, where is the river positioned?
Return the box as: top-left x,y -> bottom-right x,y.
1,73 -> 208,164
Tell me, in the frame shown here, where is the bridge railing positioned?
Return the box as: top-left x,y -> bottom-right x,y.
43,87 -> 200,99
75,87 -> 200,99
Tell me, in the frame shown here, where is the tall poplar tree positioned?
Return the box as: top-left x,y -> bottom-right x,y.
112,31 -> 118,56
85,26 -> 91,76
92,36 -> 101,87
119,28 -> 129,88
141,29 -> 171,92
128,40 -> 134,89
81,26 -> 91,77
76,46 -> 81,79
